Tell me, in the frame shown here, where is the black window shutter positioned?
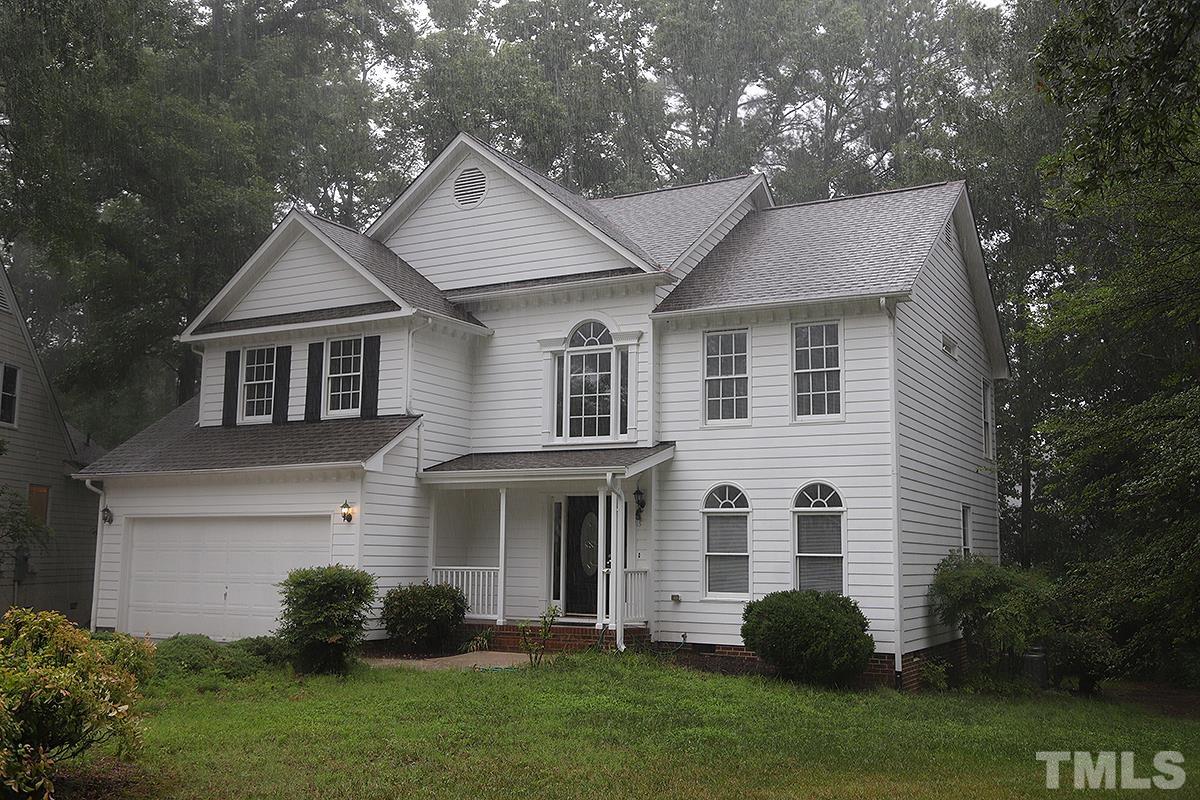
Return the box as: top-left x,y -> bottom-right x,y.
272,346 -> 292,424
304,342 -> 324,422
361,335 -> 381,419
222,350 -> 240,427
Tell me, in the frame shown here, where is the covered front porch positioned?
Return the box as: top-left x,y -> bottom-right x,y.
419,444 -> 672,649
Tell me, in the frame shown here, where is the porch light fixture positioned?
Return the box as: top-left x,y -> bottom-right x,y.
633,486 -> 646,522
101,507 -> 114,525
339,501 -> 354,523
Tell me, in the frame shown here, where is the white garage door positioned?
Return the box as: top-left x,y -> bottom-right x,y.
124,516 -> 332,641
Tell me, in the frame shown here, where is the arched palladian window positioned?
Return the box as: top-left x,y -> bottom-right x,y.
702,485 -> 750,598
554,320 -> 629,439
793,482 -> 845,594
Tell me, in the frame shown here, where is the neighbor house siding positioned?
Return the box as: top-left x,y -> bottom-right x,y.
0,283 -> 96,625
224,229 -> 386,321
895,222 -> 1000,653
385,154 -> 637,291
654,305 -> 898,649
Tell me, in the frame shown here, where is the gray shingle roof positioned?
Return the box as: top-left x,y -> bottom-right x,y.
655,181 -> 965,313
78,398 -> 419,476
425,442 -> 674,473
195,301 -> 401,335
443,267 -> 644,299
591,175 -> 761,268
299,211 -> 482,326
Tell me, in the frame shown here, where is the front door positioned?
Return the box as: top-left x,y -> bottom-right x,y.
564,496 -> 610,616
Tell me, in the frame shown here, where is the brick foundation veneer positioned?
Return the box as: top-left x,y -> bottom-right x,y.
463,622 -> 651,653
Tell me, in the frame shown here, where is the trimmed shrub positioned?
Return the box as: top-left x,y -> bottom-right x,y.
1,609 -> 145,797
226,635 -> 290,667
741,590 -> 874,686
155,634 -> 266,681
277,565 -> 376,674
381,582 -> 468,653
92,631 -> 156,684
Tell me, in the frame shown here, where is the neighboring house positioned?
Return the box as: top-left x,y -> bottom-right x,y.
0,266 -> 103,625
77,133 -> 1007,685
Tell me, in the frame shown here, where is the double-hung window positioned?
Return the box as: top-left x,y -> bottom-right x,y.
982,379 -> 995,459
241,347 -> 276,422
327,337 -> 364,416
793,482 -> 845,593
704,330 -> 748,423
554,321 -> 629,440
793,322 -> 841,418
702,485 -> 750,598
0,364 -> 18,426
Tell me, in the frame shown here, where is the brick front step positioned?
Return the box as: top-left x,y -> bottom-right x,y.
464,622 -> 651,653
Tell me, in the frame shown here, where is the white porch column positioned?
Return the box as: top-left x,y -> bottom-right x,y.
497,488 -> 507,625
427,488 -> 437,581
596,488 -> 608,628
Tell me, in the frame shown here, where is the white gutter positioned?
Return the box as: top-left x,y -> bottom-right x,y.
83,479 -> 105,631
405,314 -> 434,414
74,461 -> 366,480
649,291 -> 911,320
606,472 -> 626,652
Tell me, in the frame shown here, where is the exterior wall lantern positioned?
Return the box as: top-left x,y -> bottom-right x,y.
339,501 -> 354,523
101,507 -> 114,525
633,486 -> 646,523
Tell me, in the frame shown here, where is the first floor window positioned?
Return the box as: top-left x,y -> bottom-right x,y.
793,322 -> 841,418
27,485 -> 49,525
961,505 -> 972,554
0,364 -> 17,425
241,347 -> 276,420
703,484 -> 750,597
704,329 -> 748,422
327,337 -> 363,414
794,482 -> 844,593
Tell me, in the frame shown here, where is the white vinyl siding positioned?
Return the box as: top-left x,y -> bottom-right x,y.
225,229 -> 387,321
895,220 -> 1001,652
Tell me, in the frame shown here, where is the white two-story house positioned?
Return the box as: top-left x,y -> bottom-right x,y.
77,133 -> 1007,686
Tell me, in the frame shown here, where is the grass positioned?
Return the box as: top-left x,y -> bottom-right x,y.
62,653 -> 1200,799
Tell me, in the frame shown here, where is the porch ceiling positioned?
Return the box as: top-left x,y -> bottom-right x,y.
420,442 -> 674,485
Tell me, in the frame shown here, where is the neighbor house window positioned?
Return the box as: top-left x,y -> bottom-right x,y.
327,337 -> 363,415
794,482 -> 844,593
0,364 -> 17,426
27,485 -> 49,525
702,484 -> 750,598
961,505 -> 972,555
982,379 -> 995,459
793,322 -> 841,417
554,321 -> 630,439
241,347 -> 276,421
704,330 -> 748,422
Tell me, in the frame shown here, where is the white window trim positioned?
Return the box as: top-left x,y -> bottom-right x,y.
543,325 -> 640,446
238,346 -> 276,424
961,504 -> 972,555
0,362 -> 19,429
792,482 -> 848,594
700,484 -> 752,601
700,327 -> 752,427
791,318 -> 846,424
323,335 -> 365,419
982,378 -> 995,460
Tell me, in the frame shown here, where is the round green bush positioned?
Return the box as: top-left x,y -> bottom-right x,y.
381,582 -> 469,653
277,564 -> 376,674
741,590 -> 875,686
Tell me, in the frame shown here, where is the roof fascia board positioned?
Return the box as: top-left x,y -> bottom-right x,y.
73,460 -> 367,480
650,291 -> 912,320
951,194 -> 1011,380
667,175 -> 772,273
622,445 -> 675,478
179,309 -> 416,343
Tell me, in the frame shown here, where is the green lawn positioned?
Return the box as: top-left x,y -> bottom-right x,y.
64,654 -> 1199,799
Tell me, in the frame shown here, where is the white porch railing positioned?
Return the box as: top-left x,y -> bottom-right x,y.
432,566 -> 499,619
624,568 -> 649,623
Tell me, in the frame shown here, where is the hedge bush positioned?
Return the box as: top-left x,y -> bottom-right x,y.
1,609 -> 148,798
381,582 -> 468,653
741,590 -> 874,686
155,634 -> 267,681
277,564 -> 376,674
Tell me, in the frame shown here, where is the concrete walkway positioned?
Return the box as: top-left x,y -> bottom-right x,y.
365,651 -> 528,671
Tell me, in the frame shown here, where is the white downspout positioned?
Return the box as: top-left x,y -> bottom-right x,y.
405,314 -> 433,415
83,479 -> 105,631
607,472 -> 626,652
882,296 -> 905,686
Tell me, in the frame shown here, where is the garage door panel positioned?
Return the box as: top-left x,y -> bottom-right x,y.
124,516 -> 332,641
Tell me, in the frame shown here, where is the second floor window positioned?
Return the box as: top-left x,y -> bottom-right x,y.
704,330 -> 748,422
327,337 -> 364,415
982,379 -> 995,459
0,364 -> 18,426
555,321 -> 629,439
794,322 -> 841,418
241,347 -> 276,421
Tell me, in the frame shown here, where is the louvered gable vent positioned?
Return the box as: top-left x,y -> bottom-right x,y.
453,167 -> 488,208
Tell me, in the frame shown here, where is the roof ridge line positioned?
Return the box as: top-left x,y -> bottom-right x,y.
596,173 -> 756,200
761,181 -> 960,212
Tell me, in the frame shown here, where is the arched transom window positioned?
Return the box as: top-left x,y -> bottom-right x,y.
554,320 -> 630,439
793,482 -> 845,594
702,485 -> 750,598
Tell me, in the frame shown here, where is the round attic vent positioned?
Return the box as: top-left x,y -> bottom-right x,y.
453,167 -> 488,208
